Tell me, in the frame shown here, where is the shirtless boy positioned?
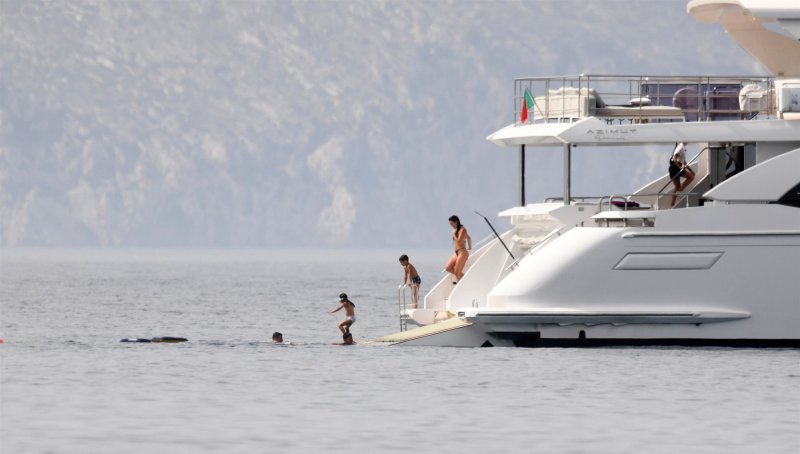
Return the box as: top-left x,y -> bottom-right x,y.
399,254 -> 421,308
330,293 -> 356,334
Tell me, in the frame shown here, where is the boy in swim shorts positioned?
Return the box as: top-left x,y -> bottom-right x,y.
399,254 -> 421,308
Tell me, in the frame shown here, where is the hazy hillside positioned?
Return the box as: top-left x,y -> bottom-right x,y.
0,0 -> 759,247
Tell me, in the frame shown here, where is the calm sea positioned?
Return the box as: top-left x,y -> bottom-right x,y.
1,249 -> 798,454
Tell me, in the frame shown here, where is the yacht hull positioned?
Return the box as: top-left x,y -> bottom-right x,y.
383,320 -> 800,348
383,206 -> 800,348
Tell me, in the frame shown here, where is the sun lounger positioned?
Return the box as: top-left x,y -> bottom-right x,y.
593,104 -> 685,120
533,87 -> 684,121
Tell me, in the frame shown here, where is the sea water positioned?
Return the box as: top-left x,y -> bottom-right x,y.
1,249 -> 798,453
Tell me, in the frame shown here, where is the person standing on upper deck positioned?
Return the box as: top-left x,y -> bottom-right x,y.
444,215 -> 472,283
669,142 -> 695,208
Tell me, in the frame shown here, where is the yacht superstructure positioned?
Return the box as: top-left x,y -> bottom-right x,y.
379,0 -> 800,347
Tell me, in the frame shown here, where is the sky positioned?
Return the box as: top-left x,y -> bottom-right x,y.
0,0 -> 762,248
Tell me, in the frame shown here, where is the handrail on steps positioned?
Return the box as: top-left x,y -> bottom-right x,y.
505,226 -> 563,271
397,284 -> 411,332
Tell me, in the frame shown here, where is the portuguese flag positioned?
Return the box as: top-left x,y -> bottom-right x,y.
520,88 -> 535,123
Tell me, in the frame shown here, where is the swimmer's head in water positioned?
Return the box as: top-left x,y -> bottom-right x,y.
342,332 -> 353,344
272,332 -> 283,342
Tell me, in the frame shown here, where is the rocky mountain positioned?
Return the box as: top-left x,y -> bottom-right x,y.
0,0 -> 759,247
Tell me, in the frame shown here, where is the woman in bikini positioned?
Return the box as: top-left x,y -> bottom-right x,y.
444,215 -> 472,283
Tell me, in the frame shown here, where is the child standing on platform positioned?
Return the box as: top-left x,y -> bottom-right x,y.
399,254 -> 421,309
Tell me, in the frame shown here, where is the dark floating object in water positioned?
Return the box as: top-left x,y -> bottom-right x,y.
120,337 -> 188,343
151,337 -> 188,343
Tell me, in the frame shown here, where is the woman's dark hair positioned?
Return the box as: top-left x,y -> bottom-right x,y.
449,215 -> 462,235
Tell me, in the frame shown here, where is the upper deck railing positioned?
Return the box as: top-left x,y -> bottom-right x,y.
515,75 -> 776,125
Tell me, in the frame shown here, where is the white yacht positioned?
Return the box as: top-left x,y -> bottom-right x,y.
378,0 -> 800,347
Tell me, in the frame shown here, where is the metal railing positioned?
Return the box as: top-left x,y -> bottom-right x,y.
544,196 -> 605,203
514,75 -> 775,126
599,195 -> 647,212
397,284 -> 411,332
504,227 -> 563,271
545,145 -> 708,212
600,192 -> 694,212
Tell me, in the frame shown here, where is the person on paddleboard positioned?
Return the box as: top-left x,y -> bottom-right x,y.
330,293 -> 355,335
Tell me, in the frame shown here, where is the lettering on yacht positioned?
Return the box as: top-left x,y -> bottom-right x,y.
585,128 -> 638,141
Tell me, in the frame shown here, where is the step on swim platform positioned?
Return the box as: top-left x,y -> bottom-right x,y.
375,317 -> 471,344
120,337 -> 188,343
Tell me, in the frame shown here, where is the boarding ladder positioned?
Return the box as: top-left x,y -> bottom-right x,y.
397,284 -> 412,331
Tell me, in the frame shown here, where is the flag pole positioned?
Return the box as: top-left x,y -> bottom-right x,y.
520,144 -> 526,206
